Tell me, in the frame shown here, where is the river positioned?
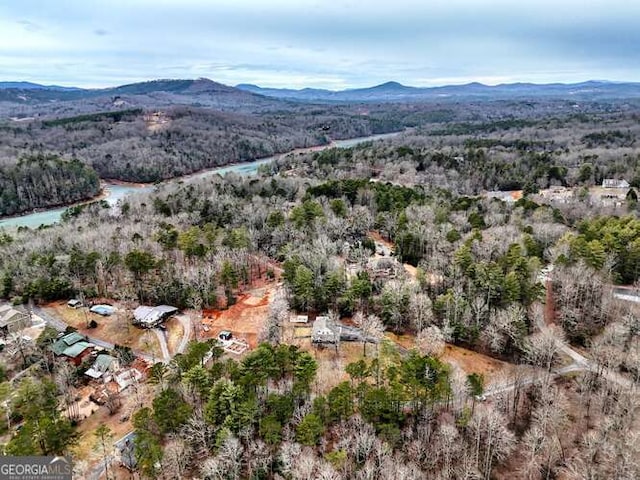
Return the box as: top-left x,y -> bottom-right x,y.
0,131 -> 402,229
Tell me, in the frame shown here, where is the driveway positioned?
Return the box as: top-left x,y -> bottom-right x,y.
174,314 -> 192,354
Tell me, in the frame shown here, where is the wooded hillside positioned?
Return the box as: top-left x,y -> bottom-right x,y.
0,155 -> 100,216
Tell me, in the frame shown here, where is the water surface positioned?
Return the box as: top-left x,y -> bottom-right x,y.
0,131 -> 402,229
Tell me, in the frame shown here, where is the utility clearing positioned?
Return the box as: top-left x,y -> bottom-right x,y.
201,284 -> 276,349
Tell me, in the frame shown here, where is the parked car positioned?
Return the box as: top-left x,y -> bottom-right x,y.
67,299 -> 82,309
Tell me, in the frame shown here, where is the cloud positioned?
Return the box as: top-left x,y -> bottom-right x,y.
0,0 -> 638,88
17,19 -> 43,32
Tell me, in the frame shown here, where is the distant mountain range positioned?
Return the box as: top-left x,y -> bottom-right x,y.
236,80 -> 640,102
0,78 -> 255,100
0,78 -> 275,118
0,78 -> 639,118
0,81 -> 82,91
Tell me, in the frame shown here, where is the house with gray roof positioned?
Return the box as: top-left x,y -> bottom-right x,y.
133,305 -> 178,328
0,304 -> 30,336
85,354 -> 119,380
602,179 -> 630,189
312,316 -> 341,345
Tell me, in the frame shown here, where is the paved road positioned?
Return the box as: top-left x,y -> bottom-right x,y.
484,364 -> 587,398
532,305 -> 635,392
482,308 -> 637,400
85,431 -> 133,480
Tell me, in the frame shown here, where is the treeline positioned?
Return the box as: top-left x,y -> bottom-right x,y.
0,103 -> 456,185
41,108 -> 143,127
561,215 -> 640,284
0,154 -> 100,216
271,111 -> 640,195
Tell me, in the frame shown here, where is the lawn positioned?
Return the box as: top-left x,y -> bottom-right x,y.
44,302 -> 162,358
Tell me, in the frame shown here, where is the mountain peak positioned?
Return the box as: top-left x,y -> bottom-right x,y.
373,81 -> 408,90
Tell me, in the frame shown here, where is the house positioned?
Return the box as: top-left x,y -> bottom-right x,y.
133,305 -> 178,328
0,305 -> 30,336
312,316 -> 341,345
602,179 -> 630,189
114,368 -> 143,391
85,354 -> 119,380
51,332 -> 94,365
115,432 -> 137,471
62,341 -> 93,365
291,315 -> 309,324
51,332 -> 85,355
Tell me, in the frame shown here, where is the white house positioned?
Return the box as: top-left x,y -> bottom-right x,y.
602,179 -> 630,189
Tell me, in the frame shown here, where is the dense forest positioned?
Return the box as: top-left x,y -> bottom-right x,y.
0,154 -> 100,216
0,102 -> 454,215
269,111 -> 640,195
1,96 -> 640,478
1,97 -> 634,216
2,114 -> 640,477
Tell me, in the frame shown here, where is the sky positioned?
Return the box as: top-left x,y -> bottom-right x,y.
0,0 -> 639,89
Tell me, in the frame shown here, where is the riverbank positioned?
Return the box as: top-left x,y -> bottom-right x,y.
101,131 -> 405,188
0,181 -> 154,228
0,130 -> 405,229
0,185 -> 107,224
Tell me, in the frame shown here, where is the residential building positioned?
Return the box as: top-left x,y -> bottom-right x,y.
602,179 -> 630,189
85,354 -> 119,381
0,304 -> 30,336
51,332 -> 94,365
133,305 -> 178,328
312,316 -> 341,345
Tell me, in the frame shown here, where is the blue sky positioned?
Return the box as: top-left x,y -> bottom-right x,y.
0,0 -> 638,89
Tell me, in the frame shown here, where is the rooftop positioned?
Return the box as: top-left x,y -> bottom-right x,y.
62,340 -> 92,358
0,305 -> 27,328
51,331 -> 86,355
312,316 -> 341,344
133,305 -> 178,327
85,354 -> 117,378
602,179 -> 630,189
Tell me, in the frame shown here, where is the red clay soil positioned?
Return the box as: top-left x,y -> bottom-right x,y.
130,358 -> 151,375
201,290 -> 272,349
369,230 -> 395,248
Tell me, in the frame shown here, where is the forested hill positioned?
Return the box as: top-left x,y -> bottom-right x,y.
0,155 -> 100,216
0,101 -> 445,216
0,104 -> 440,184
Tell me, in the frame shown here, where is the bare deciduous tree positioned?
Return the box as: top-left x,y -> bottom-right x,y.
416,325 -> 446,358
354,312 -> 385,357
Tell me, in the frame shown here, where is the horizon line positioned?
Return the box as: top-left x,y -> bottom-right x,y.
1,77 -> 638,92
